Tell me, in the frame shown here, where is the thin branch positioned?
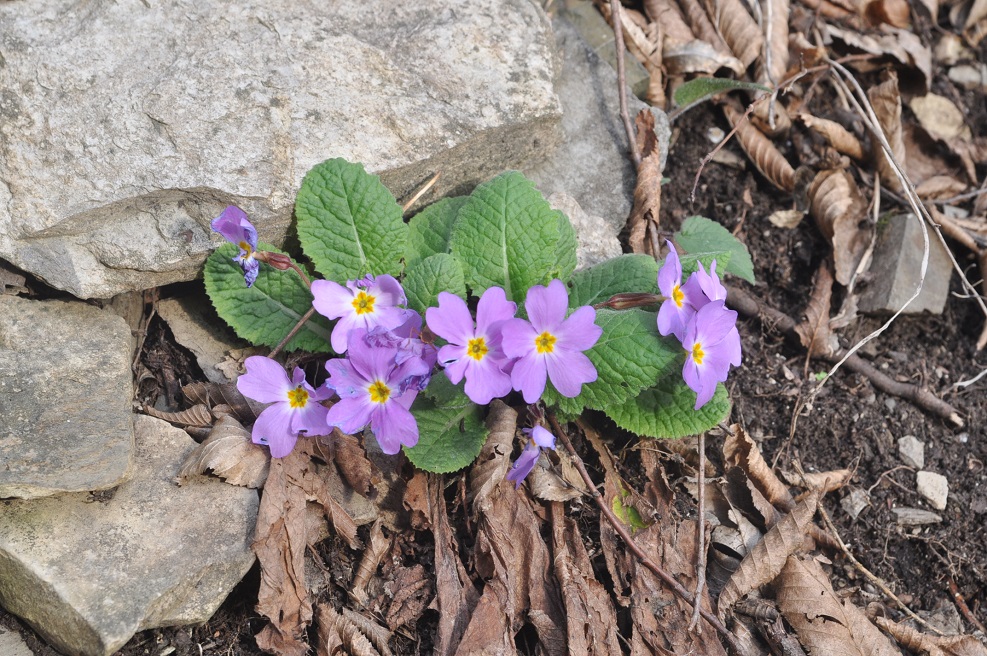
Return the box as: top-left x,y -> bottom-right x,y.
609,0 -> 641,169
688,431 -> 708,633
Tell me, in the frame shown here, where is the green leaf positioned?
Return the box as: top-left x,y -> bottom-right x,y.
675,216 -> 755,283
542,309 -> 681,412
551,210 -> 578,282
404,395 -> 488,473
295,158 -> 408,281
449,171 -> 567,303
606,371 -> 731,439
422,373 -> 471,409
204,243 -> 333,352
613,491 -> 651,529
678,250 -> 733,277
567,254 -> 659,308
673,77 -> 771,109
403,253 -> 467,316
406,196 -> 468,269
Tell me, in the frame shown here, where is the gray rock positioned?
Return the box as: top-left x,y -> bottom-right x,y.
0,296 -> 134,499
156,296 -> 245,384
547,192 -> 622,270
526,16 -> 670,236
840,487 -> 871,520
0,626 -> 33,656
891,507 -> 942,526
859,213 -> 953,315
0,415 -> 258,656
897,435 -> 925,469
0,0 -> 561,299
916,470 -> 949,511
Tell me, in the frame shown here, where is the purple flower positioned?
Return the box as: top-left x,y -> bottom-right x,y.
324,329 -> 429,455
211,206 -> 260,287
236,356 -> 333,458
657,241 -> 695,341
681,300 -> 742,409
506,426 -> 556,488
426,287 -> 517,405
366,312 -> 437,393
501,279 -> 602,403
682,259 -> 727,308
311,274 -> 413,354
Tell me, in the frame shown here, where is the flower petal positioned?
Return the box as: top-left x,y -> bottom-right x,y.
369,402 -> 419,454
426,293 -> 475,345
463,358 -> 513,405
237,356 -> 292,403
326,396 -> 374,435
311,279 -> 354,321
475,286 -> 517,333
372,274 -> 408,306
253,403 -> 298,458
657,241 -> 682,297
499,318 -> 538,359
529,425 -> 556,449
510,353 -> 548,404
556,305 -> 602,351
211,206 -> 257,249
506,442 -> 540,488
523,279 -> 567,331
291,401 -> 331,436
694,301 -> 739,345
546,349 -> 597,397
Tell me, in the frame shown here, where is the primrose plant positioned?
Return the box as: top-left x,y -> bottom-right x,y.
205,158 -> 754,484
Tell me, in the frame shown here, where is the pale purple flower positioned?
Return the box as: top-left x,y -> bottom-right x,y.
506,426 -> 556,488
237,356 -> 333,458
324,329 -> 429,454
211,206 -> 260,287
657,241 -> 695,341
311,274 -> 413,354
501,279 -> 602,404
426,287 -> 516,405
366,312 -> 437,393
682,259 -> 727,308
681,300 -> 742,409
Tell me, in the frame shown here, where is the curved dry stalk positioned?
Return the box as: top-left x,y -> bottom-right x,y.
723,101 -> 796,192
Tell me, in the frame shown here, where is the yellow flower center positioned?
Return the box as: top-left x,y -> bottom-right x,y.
352,291 -> 376,316
286,387 -> 309,409
691,342 -> 705,365
535,331 -> 557,354
368,380 -> 391,404
467,337 -> 489,361
238,240 -> 253,257
672,284 -> 684,308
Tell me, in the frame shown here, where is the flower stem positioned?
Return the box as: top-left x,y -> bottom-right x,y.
270,306 -> 317,359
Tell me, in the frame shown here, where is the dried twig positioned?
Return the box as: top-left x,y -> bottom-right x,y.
609,0 -> 641,169
401,172 -> 441,213
949,577 -> 987,635
689,430 -> 708,632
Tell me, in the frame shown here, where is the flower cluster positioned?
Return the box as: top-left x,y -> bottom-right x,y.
658,242 -> 742,409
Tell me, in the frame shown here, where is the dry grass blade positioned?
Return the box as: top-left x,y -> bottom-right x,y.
807,168 -> 873,286
723,423 -> 796,511
704,0 -> 764,67
315,604 -> 386,656
628,108 -> 664,255
794,262 -> 839,359
723,101 -> 796,192
797,114 -> 866,161
777,555 -> 901,656
143,403 -> 214,428
716,490 -> 820,619
873,616 -> 987,656
867,72 -> 907,193
176,414 -> 269,488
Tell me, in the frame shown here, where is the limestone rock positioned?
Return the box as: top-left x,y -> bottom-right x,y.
547,192 -> 622,270
0,0 -> 561,299
897,435 -> 925,470
0,415 -> 258,656
0,626 -> 33,656
0,296 -> 134,499
916,471 -> 949,511
156,295 -> 246,384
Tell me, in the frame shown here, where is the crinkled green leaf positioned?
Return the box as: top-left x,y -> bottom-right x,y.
403,253 -> 466,316
567,254 -> 659,308
606,371 -> 731,439
295,158 -> 407,281
204,243 -> 332,352
552,210 -> 578,282
542,309 -> 680,412
406,196 -> 468,269
673,77 -> 770,109
677,250 -> 733,277
421,374 -> 471,409
450,171 -> 566,303
675,216 -> 755,282
405,394 -> 487,473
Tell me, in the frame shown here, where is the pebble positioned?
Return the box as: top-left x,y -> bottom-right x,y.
897,435 -> 925,469
916,471 -> 949,510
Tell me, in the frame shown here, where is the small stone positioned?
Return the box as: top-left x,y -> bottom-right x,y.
840,487 -> 871,520
859,213 -> 953,315
892,507 -> 942,525
0,627 -> 33,656
947,64 -> 987,90
546,192 -> 622,270
897,435 -> 925,469
916,471 -> 949,510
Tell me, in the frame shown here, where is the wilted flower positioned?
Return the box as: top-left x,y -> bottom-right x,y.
236,356 -> 332,457
506,425 -> 556,488
426,287 -> 516,405
681,300 -> 742,409
311,274 -> 413,354
211,206 -> 261,287
501,279 -> 602,403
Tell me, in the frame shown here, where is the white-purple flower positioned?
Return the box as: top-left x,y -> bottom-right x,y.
211,206 -> 261,287
311,274 -> 413,354
657,241 -> 695,341
366,312 -> 437,393
501,279 -> 602,404
324,329 -> 429,455
506,425 -> 556,488
237,356 -> 333,458
681,300 -> 742,409
426,287 -> 517,405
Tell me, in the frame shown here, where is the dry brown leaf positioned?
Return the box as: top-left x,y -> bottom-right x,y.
751,99 -> 793,138
795,262 -> 839,359
143,403 -> 214,428
769,209 -> 806,228
723,424 -> 796,511
864,0 -> 912,27
781,468 -> 852,493
329,429 -> 373,496
316,604 -> 386,656
915,175 -> 969,199
807,168 -> 873,286
827,26 -> 931,90
798,0 -> 856,22
867,72 -> 907,193
292,440 -> 360,550
798,114 -> 866,161
777,555 -> 901,656
705,0 -> 764,67
909,94 -> 972,142
723,101 -> 796,192
628,108 -> 664,256
672,0 -> 734,56
182,380 -> 261,425
528,447 -> 587,502
642,0 -> 697,46
965,0 -> 987,30
385,564 -> 433,631
350,520 -> 390,608
873,616 -> 987,656
176,414 -> 270,488
254,451 -> 313,656
759,0 -> 791,86
717,490 -> 820,619
665,39 -> 747,75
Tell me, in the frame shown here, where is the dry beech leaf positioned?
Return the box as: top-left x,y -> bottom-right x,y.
329,429 -> 373,496
704,0 -> 764,68
769,209 -> 805,228
385,564 -> 433,631
628,108 -> 664,256
143,403 -> 214,428
716,490 -> 820,619
826,26 -> 931,90
915,175 -> 968,199
182,380 -> 261,425
528,447 -> 588,502
873,615 -> 987,656
777,555 -> 900,656
316,603 -> 386,656
723,101 -> 796,192
795,262 -> 839,359
965,0 -> 987,31
292,440 -> 360,550
807,168 -> 873,286
665,39 -> 747,75
751,98 -> 793,138
723,424 -> 796,511
864,0 -> 912,27
781,468 -> 852,494
176,414 -> 270,488
759,0 -> 791,86
350,520 -> 390,608
867,72 -> 907,193
641,0 -> 697,47
671,0 -> 734,57
798,113 -> 866,161
909,94 -> 972,142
